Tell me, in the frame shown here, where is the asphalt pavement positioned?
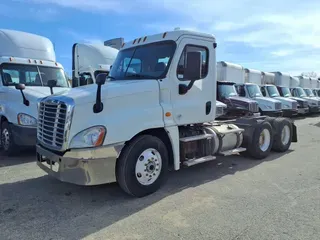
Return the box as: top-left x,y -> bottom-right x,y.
0,116 -> 319,240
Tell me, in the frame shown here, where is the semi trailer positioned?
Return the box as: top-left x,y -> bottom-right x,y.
0,29 -> 70,155
290,76 -> 320,113
36,29 -> 298,197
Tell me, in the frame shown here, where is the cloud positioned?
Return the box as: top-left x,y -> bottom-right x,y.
60,29 -> 104,44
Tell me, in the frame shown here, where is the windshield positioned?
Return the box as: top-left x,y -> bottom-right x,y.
266,85 -> 280,97
108,40 -> 176,80
1,63 -> 68,87
280,87 -> 292,97
218,84 -> 238,98
296,87 -> 307,97
246,84 -> 263,97
304,88 -> 315,97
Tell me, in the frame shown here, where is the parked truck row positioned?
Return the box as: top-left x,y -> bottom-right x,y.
0,28 -> 308,198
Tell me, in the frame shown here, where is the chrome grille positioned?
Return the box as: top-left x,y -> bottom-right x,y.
216,106 -> 225,117
275,102 -> 281,110
292,101 -> 298,109
37,100 -> 67,150
249,102 -> 259,113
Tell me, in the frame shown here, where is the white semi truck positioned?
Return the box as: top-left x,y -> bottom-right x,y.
71,43 -> 119,87
290,76 -> 320,113
233,67 -> 283,116
0,29 -> 70,155
36,30 -> 297,197
270,72 -> 309,115
259,72 -> 299,117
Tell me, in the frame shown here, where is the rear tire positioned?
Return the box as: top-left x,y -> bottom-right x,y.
116,135 -> 169,197
245,121 -> 273,160
271,118 -> 293,152
1,121 -> 17,156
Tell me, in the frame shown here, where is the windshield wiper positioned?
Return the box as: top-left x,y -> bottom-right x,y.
126,73 -> 154,79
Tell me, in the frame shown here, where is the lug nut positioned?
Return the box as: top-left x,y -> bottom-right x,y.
139,156 -> 144,161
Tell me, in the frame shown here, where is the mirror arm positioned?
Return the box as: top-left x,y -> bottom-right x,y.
20,89 -> 30,106
179,79 -> 197,95
93,84 -> 103,113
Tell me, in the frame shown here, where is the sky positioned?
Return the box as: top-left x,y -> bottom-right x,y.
1,0 -> 320,77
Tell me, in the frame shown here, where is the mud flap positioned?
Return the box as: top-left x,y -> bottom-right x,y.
291,123 -> 297,142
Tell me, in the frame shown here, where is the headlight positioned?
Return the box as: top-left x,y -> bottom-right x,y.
17,113 -> 37,126
69,125 -> 106,149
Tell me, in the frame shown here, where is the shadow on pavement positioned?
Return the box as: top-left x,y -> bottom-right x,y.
0,149 -> 293,240
0,147 -> 35,168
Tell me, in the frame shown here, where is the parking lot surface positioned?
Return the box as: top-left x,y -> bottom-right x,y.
1,116 -> 320,240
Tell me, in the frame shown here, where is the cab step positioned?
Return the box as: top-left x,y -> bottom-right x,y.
183,155 -> 216,167
218,147 -> 246,156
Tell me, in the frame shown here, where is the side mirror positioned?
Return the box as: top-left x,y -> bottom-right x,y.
47,79 -> 57,95
93,73 -> 108,114
95,73 -> 108,86
178,51 -> 202,95
184,51 -> 201,81
15,83 -> 25,90
15,83 -> 29,106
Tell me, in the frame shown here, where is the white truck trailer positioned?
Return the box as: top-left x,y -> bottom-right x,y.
298,76 -> 320,101
290,76 -> 320,113
36,30 -> 297,197
234,68 -> 282,116
71,43 -> 119,87
260,72 -> 298,117
0,29 -> 70,155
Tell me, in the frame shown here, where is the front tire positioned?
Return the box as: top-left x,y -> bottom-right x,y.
1,121 -> 17,156
246,121 -> 273,160
116,135 -> 169,197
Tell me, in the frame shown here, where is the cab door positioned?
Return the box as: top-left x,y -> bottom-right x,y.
168,37 -> 216,125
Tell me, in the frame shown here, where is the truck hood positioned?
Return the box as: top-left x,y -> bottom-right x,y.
254,96 -> 281,104
273,96 -> 296,104
289,96 -> 308,103
9,86 -> 70,101
43,80 -> 158,105
228,96 -> 257,104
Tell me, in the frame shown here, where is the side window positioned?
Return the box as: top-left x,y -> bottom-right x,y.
260,86 -> 266,96
176,45 -> 208,80
235,84 -> 245,96
2,69 -> 19,84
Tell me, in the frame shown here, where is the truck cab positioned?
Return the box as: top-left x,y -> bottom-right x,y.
71,42 -> 119,87
0,29 -> 70,155
35,29 -> 298,197
216,80 -> 259,119
290,76 -> 320,113
216,61 -> 260,119
232,68 -> 282,117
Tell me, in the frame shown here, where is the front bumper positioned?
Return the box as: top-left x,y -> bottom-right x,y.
10,124 -> 37,146
36,143 -> 124,186
262,110 -> 283,117
297,107 -> 309,115
282,109 -> 298,117
309,106 -> 320,113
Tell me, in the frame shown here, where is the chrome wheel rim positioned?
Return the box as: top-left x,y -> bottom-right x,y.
135,148 -> 162,186
259,129 -> 271,152
281,125 -> 290,146
1,128 -> 10,151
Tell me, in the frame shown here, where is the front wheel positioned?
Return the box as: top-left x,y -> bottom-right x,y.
1,121 -> 17,156
116,135 -> 169,197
